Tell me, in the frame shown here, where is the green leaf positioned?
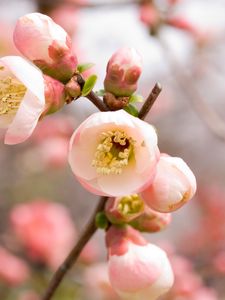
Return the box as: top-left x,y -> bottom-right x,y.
81,75 -> 98,96
77,62 -> 95,73
95,212 -> 109,229
129,94 -> 144,104
124,104 -> 139,117
95,89 -> 105,97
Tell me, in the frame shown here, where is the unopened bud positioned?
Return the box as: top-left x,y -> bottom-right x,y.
103,92 -> 129,110
104,47 -> 142,97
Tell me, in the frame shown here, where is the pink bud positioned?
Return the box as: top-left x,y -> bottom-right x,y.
106,226 -> 174,300
104,48 -> 142,97
140,3 -> 160,27
141,154 -> 196,212
130,205 -> 171,233
13,13 -> 77,82
105,194 -> 145,224
43,75 -> 66,115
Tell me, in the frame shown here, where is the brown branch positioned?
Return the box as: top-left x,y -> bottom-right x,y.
138,83 -> 162,119
41,196 -> 107,300
76,74 -> 109,112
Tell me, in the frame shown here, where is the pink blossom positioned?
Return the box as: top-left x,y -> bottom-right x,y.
141,154 -> 196,212
79,240 -> 100,264
0,56 -> 45,145
140,3 -> 160,27
105,194 -> 145,225
10,200 -> 76,270
104,48 -> 142,97
106,226 -> 174,300
13,13 -> 77,82
68,110 -> 159,197
0,246 -> 29,286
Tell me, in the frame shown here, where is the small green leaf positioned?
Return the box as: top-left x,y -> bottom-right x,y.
124,104 -> 139,117
81,75 -> 98,96
129,94 -> 144,104
95,89 -> 105,97
77,62 -> 95,73
95,212 -> 109,229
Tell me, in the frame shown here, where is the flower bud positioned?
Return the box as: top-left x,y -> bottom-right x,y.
65,75 -> 81,101
43,75 -> 66,115
105,194 -> 145,225
106,225 -> 174,300
130,205 -> 171,233
141,154 -> 197,213
13,13 -> 77,82
104,47 -> 142,97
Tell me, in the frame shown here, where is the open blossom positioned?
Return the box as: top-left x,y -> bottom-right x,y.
141,154 -> 196,212
105,194 -> 145,224
68,110 -> 159,197
0,56 -> 45,145
10,200 -> 76,270
106,226 -> 174,300
0,246 -> 30,286
104,47 -> 142,97
13,13 -> 77,82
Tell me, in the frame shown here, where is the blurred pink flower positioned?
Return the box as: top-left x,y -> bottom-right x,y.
18,291 -> 40,300
10,200 -> 76,270
0,246 -> 29,286
106,225 -> 174,300
68,110 -> 159,197
0,56 -> 45,145
14,13 -> 77,82
83,263 -> 119,300
79,240 -> 100,264
104,48 -> 142,97
141,154 -> 196,212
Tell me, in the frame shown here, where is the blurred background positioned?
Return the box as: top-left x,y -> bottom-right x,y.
0,0 -> 225,299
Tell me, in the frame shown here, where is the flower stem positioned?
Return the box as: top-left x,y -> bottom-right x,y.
76,74 -> 109,112
138,83 -> 162,119
41,196 -> 107,300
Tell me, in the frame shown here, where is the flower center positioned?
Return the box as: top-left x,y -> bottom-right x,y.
118,194 -> 144,216
0,76 -> 27,116
92,130 -> 135,175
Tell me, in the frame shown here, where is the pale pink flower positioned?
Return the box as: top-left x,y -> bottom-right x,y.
141,154 -> 196,212
0,246 -> 30,286
0,56 -> 45,145
105,194 -> 145,225
83,263 -> 119,300
14,13 -> 77,82
79,240 -> 100,264
68,110 -> 159,197
140,3 -> 160,27
104,48 -> 142,97
106,226 -> 174,300
10,200 -> 76,270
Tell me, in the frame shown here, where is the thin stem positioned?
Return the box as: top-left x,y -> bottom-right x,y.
41,196 -> 107,300
138,83 -> 162,119
76,74 -> 109,112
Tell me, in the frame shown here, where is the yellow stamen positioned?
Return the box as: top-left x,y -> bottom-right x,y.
0,77 -> 27,116
92,130 -> 135,175
117,194 -> 144,216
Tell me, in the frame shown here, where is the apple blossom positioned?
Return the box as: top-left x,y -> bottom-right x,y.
106,226 -> 174,300
104,47 -> 142,97
130,204 -> 172,233
68,110 -> 159,197
10,199 -> 76,270
0,56 -> 45,145
141,154 -> 196,212
105,194 -> 145,224
13,13 -> 77,82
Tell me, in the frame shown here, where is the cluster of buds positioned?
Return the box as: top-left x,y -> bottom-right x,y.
0,12 -> 198,300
